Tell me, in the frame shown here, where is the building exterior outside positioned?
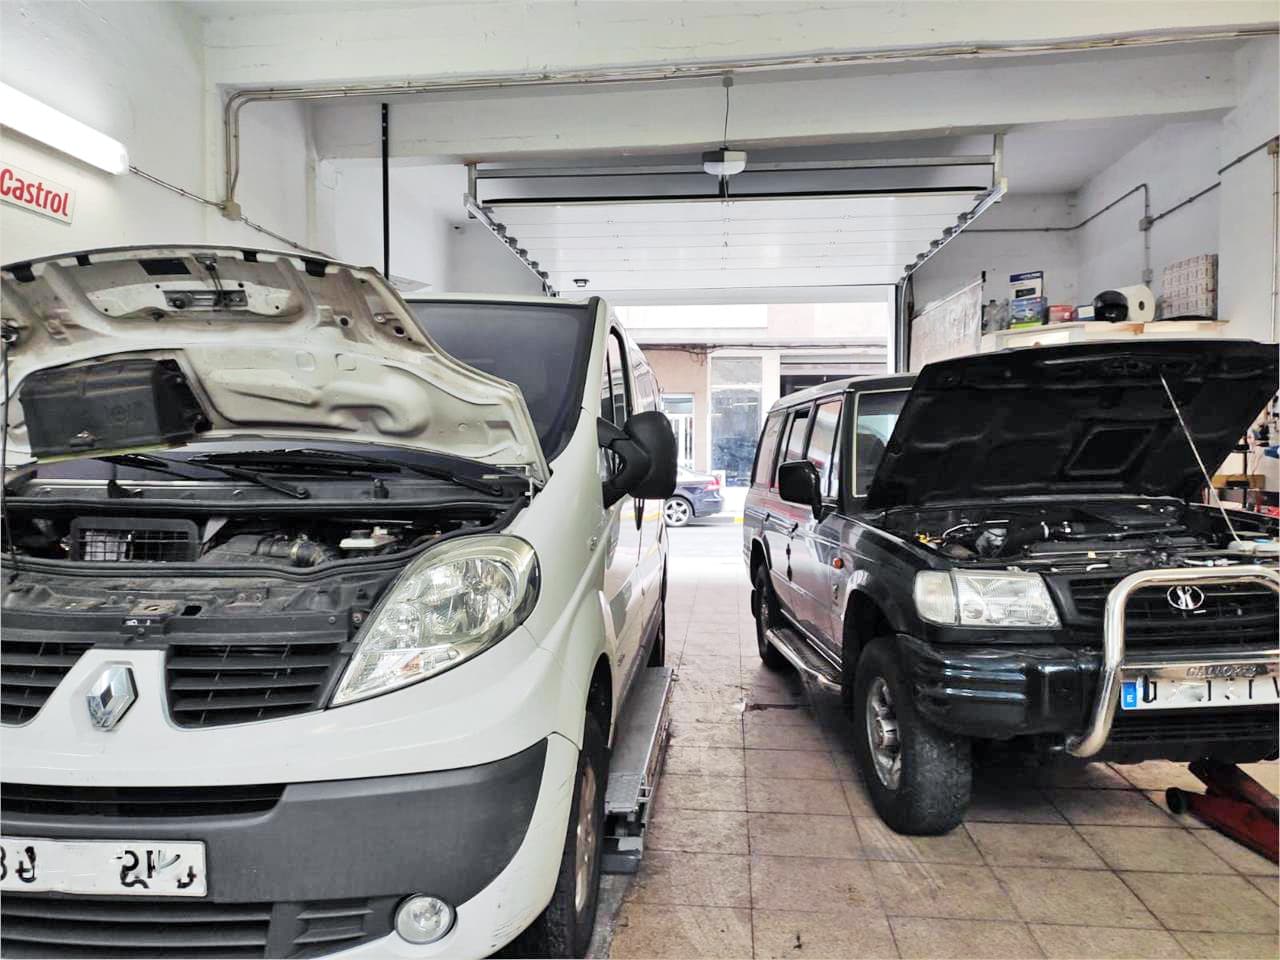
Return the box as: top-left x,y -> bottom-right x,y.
620,301 -> 890,480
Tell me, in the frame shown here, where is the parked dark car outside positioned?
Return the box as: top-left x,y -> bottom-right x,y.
664,469 -> 724,526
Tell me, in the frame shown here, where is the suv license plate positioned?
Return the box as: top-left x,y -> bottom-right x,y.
1120,664 -> 1280,711
0,837 -> 207,896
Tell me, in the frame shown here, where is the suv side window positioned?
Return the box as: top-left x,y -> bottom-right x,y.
853,389 -> 908,496
601,330 -> 630,427
753,411 -> 785,487
806,398 -> 842,498
781,405 -> 811,464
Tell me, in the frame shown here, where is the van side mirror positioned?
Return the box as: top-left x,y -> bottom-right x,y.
777,459 -> 823,517
599,411 -> 678,508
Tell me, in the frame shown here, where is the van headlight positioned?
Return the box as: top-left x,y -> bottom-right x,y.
914,570 -> 1059,628
331,536 -> 539,706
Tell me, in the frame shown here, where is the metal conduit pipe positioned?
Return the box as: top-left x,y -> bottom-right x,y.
219,25 -> 1277,212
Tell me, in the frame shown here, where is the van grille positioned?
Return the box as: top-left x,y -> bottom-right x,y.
0,624 -> 95,724
165,618 -> 356,728
0,894 -> 394,958
1064,576 -> 1278,651
0,782 -> 284,818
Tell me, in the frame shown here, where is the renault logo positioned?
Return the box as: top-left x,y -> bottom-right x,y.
1166,585 -> 1205,612
86,665 -> 137,730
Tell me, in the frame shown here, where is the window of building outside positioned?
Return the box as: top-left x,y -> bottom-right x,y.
710,356 -> 762,486
661,394 -> 696,470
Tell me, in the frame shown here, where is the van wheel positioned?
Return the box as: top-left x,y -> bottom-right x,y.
647,597 -> 666,667
852,638 -> 971,835
513,715 -> 608,958
752,566 -> 788,670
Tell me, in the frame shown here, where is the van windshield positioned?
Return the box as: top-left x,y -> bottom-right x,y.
408,300 -> 595,461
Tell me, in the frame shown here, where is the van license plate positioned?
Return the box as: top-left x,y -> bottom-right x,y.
1120,663 -> 1280,711
0,837 -> 206,896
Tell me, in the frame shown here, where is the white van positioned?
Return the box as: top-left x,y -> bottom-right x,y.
0,245 -> 676,959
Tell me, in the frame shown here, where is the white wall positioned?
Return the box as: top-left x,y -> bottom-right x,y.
1218,36 -> 1280,342
0,2 -> 316,262
201,1 -> 1279,89
316,159 -> 464,284
0,1 -> 208,261
1076,118 -> 1222,303
912,195 -> 1079,309
313,158 -> 546,294
446,221 -> 546,296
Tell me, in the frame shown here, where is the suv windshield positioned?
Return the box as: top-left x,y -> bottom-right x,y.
408,300 -> 595,461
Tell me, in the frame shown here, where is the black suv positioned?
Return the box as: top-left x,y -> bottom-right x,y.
742,340 -> 1279,834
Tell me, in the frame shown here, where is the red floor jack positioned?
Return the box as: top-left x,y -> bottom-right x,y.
1166,760 -> 1279,863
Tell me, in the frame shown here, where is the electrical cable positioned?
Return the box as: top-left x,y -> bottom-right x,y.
128,165 -> 333,259
1159,372 -> 1241,543
722,75 -> 731,146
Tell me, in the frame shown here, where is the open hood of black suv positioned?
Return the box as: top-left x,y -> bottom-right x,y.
866,339 -> 1277,509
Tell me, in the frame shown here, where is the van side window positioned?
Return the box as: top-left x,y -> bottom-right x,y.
753,412 -> 785,487
781,406 -> 811,464
601,330 -> 630,427
806,398 -> 842,497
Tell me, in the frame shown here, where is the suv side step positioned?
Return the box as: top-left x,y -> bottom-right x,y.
602,666 -> 673,874
766,624 -> 841,691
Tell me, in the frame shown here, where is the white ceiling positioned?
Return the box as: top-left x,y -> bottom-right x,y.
490,192 -> 984,292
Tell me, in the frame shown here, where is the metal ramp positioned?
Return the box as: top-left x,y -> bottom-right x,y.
602,666 -> 673,874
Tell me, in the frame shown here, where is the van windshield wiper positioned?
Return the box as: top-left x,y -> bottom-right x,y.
190,448 -> 509,497
103,453 -> 310,500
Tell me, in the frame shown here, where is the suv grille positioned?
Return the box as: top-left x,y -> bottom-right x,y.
1065,576 -> 1278,651
1109,706 -> 1280,746
1,614 -> 96,724
0,894 -> 393,958
165,618 -> 355,728
1,782 -> 284,818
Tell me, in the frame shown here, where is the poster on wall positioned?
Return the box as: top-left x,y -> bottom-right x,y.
908,276 -> 983,372
0,160 -> 75,223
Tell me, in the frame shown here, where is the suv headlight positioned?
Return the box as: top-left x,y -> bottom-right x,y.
331,536 -> 539,706
914,570 -> 1060,628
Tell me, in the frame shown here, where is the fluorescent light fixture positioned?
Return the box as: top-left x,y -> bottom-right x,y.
702,148 -> 747,178
0,83 -> 129,174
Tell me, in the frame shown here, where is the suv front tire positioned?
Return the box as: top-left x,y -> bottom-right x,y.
852,638 -> 971,834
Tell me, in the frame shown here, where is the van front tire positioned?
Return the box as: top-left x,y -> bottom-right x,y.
512,715 -> 608,958
852,637 -> 971,835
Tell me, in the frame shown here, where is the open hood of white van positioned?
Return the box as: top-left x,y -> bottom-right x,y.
0,245 -> 548,484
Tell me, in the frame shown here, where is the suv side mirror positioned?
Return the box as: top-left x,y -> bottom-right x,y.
599,411 -> 678,508
777,459 -> 823,517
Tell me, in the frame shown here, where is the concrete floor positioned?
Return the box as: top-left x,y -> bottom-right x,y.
593,517 -> 1280,960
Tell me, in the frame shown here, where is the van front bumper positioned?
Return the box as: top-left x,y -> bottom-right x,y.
0,736 -> 579,959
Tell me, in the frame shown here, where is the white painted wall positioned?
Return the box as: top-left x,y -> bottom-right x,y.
1076,118 -> 1222,303
313,157 -> 545,294
1217,37 -> 1280,342
0,2 -> 315,262
446,221 -> 546,296
316,159 -> 463,284
310,44 -> 1243,163
912,195 -> 1079,309
200,1 -> 1278,89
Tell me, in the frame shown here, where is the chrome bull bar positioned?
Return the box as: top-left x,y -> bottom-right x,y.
1065,564 -> 1280,759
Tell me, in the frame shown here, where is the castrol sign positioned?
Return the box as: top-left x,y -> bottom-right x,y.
0,161 -> 74,223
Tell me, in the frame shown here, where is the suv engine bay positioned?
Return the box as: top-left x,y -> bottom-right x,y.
883,499 -> 1275,573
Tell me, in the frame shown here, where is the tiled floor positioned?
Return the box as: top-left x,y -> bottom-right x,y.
597,520 -> 1280,960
